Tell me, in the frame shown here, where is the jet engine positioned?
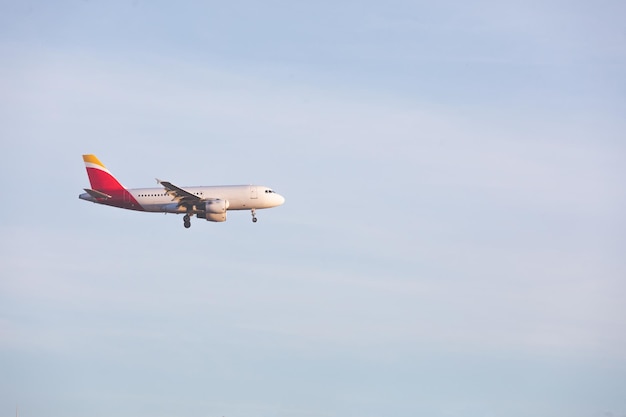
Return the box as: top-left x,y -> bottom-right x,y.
202,199 -> 229,222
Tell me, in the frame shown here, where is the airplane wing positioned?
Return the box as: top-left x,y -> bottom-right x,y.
158,180 -> 201,205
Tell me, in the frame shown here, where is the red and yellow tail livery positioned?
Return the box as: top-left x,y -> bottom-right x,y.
83,154 -> 126,192
82,154 -> 141,210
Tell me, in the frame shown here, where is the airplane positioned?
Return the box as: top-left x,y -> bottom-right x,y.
79,154 -> 285,228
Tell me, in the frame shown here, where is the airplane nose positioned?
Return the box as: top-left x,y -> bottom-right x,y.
277,194 -> 285,206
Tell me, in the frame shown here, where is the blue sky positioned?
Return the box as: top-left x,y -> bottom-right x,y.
1,1 -> 625,416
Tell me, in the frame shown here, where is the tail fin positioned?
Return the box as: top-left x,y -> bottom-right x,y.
83,154 -> 126,192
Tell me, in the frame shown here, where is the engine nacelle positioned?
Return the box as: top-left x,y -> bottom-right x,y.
205,199 -> 229,213
204,212 -> 227,222
202,199 -> 229,222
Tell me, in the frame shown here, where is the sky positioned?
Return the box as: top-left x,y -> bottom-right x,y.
0,1 -> 625,416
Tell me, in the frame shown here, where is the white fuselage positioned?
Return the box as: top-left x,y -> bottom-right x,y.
79,184 -> 285,214
130,184 -> 284,213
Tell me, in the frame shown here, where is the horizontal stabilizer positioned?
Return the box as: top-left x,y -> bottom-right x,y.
84,188 -> 112,199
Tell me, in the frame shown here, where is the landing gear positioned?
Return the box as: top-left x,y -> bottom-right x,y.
251,209 -> 258,223
183,214 -> 191,229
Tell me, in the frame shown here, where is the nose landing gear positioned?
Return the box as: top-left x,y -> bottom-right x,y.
251,208 -> 258,223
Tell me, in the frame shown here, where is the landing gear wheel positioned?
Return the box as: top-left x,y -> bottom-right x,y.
183,214 -> 191,229
184,221 -> 191,229
251,209 -> 257,223
252,217 -> 258,223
